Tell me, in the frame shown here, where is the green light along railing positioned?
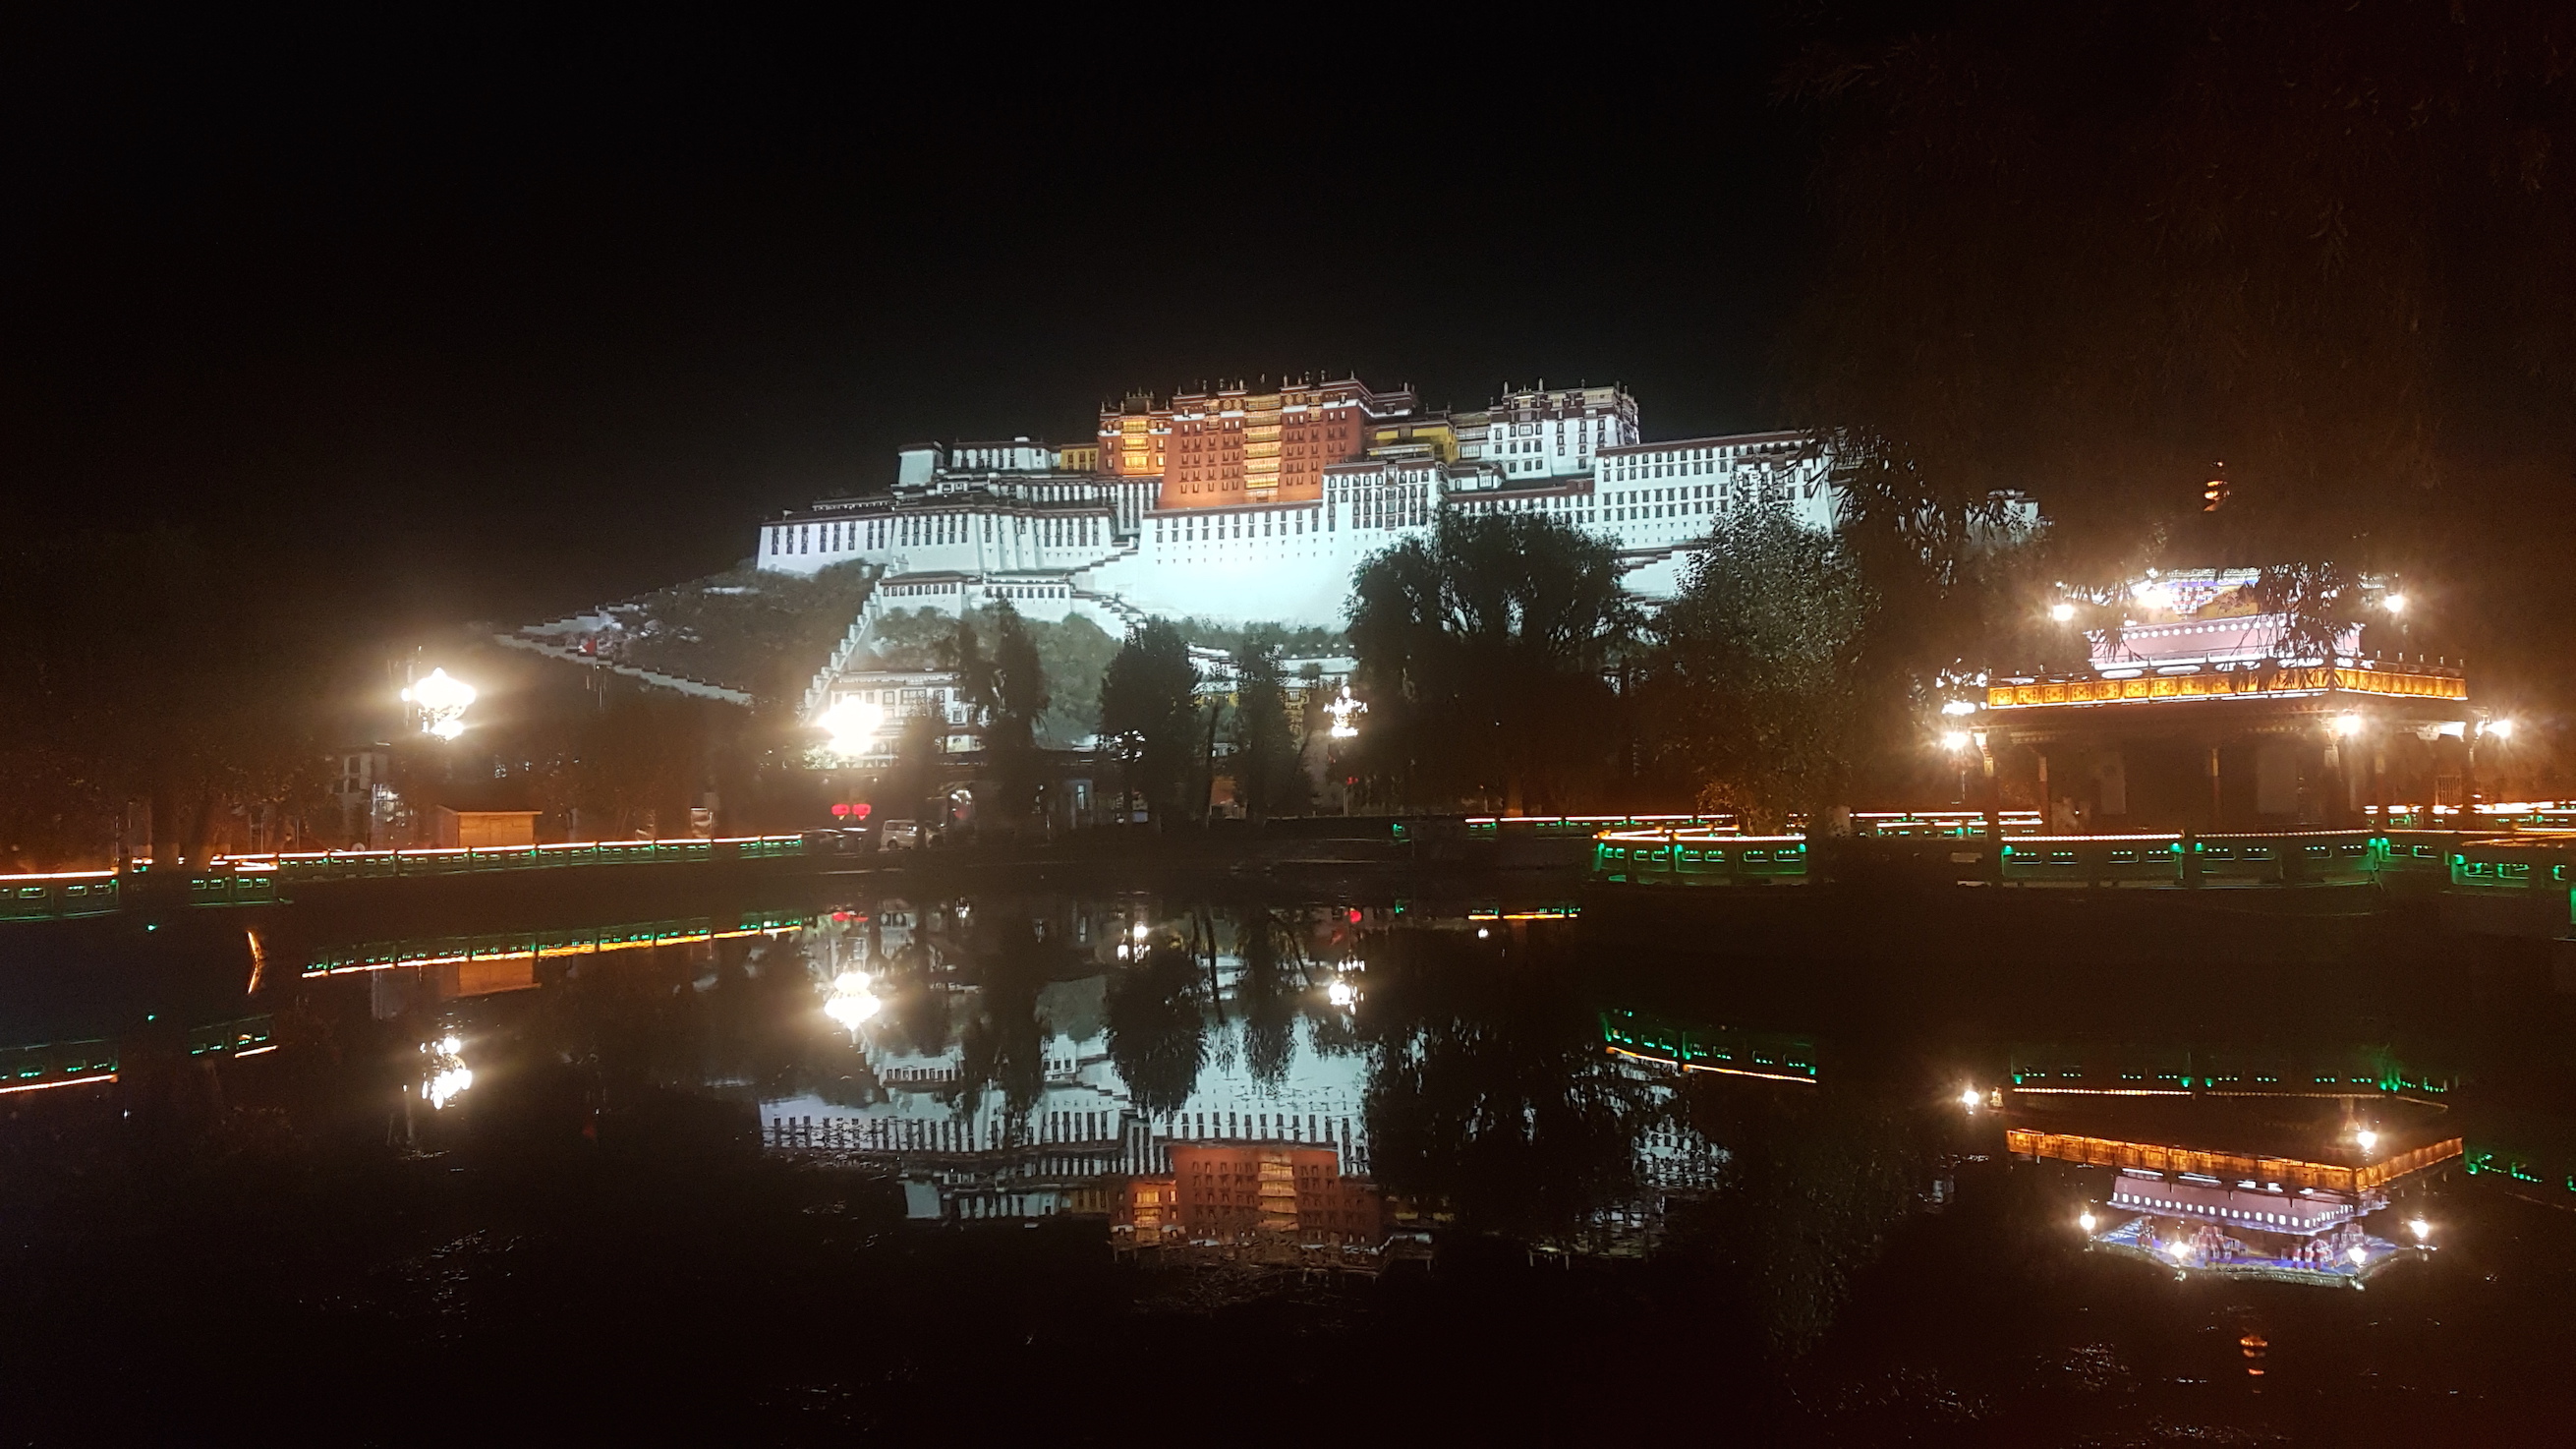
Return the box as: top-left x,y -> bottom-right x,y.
1997,836 -> 2186,883
0,1037 -> 119,1092
2009,1043 -> 2457,1097
1592,832 -> 1808,885
0,873 -> 121,921
2462,1142 -> 2576,1201
187,1015 -> 274,1059
1589,826 -> 2485,889
1601,1008 -> 1819,1083
2448,836 -> 2576,892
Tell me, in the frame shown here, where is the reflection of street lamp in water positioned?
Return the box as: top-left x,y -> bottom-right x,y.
823,971 -> 879,1033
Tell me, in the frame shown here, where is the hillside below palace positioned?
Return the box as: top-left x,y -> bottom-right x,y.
755,377 -> 1861,630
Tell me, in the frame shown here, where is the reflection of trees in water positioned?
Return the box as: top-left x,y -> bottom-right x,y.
879,940 -> 952,1060
1236,907 -> 1311,1088
949,906 -> 1056,1132
1105,942 -> 1206,1120
1358,930 -> 1657,1241
1678,1077 -> 1946,1356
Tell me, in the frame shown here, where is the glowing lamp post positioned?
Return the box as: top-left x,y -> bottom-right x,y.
402,667 -> 477,740
1326,685 -> 1366,739
820,697 -> 887,759
2049,602 -> 2078,623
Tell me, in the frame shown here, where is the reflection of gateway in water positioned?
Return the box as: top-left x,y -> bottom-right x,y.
2010,1119 -> 2459,1287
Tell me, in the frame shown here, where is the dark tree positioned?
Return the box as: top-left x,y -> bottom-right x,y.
1097,619 -> 1201,828
955,601 -> 1051,829
1347,512 -> 1636,812
1228,635 -> 1304,823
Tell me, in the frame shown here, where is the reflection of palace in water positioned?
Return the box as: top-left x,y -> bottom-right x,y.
761,896 -> 1383,1232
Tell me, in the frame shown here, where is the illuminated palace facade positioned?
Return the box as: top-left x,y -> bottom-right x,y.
753,377 -> 1847,629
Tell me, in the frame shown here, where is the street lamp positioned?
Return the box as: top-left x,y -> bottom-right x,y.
402,667 -> 477,740
2383,593 -> 2409,615
820,697 -> 886,758
2079,1209 -> 2097,1233
1940,730 -> 1973,752
2049,602 -> 2078,623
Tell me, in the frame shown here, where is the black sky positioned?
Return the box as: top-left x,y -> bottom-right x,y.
6,13 -> 1812,628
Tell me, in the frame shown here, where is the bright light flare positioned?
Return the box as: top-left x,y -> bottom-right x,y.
2383,593 -> 2409,614
2332,714 -> 2366,738
820,697 -> 886,754
823,971 -> 880,1030
423,1032 -> 474,1110
2356,1129 -> 2379,1153
2347,1246 -> 2368,1266
2408,1216 -> 2432,1242
2049,602 -> 2078,623
1326,979 -> 1358,1008
1326,684 -> 1366,739
1940,730 -> 1973,752
2079,1210 -> 2097,1233
402,667 -> 477,739
2484,719 -> 2515,741
1958,1086 -> 1981,1112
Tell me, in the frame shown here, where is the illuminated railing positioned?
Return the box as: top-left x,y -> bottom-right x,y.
1591,829 -> 1808,886
0,871 -> 121,921
2448,834 -> 2576,899
1465,813 -> 1736,840
0,1037 -> 120,1096
2010,1044 -> 2456,1098
226,834 -> 808,886
1588,825 -> 2499,890
1853,809 -> 2042,838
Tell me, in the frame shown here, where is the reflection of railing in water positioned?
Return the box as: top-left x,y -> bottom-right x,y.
1601,1008 -> 1819,1084
0,836 -> 814,922
2007,1127 -> 2461,1194
302,907 -> 809,976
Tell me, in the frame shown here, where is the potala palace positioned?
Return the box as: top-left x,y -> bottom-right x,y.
753,377 -> 1852,631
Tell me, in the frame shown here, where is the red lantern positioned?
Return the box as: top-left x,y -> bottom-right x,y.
830,803 -> 850,817
853,802 -> 873,819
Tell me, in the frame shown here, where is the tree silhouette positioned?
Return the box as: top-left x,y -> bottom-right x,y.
1347,512 -> 1636,812
1097,619 -> 1201,828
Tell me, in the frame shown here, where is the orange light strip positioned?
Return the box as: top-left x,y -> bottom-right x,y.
0,1072 -> 117,1096
1986,665 -> 2466,710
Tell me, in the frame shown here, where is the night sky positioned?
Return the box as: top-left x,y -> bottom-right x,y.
9,14 -> 1807,628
